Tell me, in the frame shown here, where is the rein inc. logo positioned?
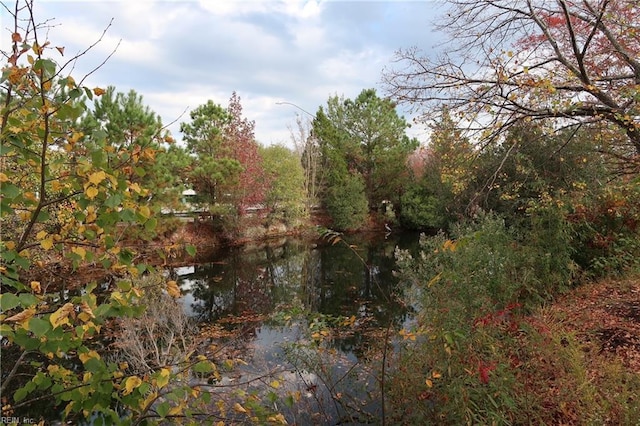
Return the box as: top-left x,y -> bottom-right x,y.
1,417 -> 36,425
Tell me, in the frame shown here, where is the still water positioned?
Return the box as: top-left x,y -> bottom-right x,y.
170,231 -> 420,424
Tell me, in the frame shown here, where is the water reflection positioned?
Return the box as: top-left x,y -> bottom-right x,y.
172,232 -> 418,330
169,232 -> 420,423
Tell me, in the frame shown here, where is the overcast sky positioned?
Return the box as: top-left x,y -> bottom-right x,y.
14,1 -> 448,147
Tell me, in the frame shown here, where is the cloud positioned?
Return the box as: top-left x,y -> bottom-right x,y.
22,0 -> 446,147
197,0 -> 322,19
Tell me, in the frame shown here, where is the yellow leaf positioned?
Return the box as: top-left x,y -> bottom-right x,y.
88,171 -> 106,185
166,280 -> 181,298
50,303 -> 75,328
168,405 -> 183,416
139,205 -> 151,219
142,147 -> 156,161
85,186 -> 99,199
123,376 -> 142,395
64,401 -> 74,418
443,239 -> 457,252
30,281 -> 41,294
83,372 -> 92,383
0,172 -> 8,182
157,368 -> 170,388
70,132 -> 83,143
93,87 -> 106,96
233,402 -> 247,413
79,301 -> 95,320
4,241 -> 15,250
129,182 -> 142,194
425,379 -> 433,388
141,391 -> 158,410
36,230 -> 47,240
40,237 -> 54,250
270,380 -> 281,389
427,272 -> 442,288
71,246 -> 87,259
267,414 -> 288,424
79,350 -> 100,364
51,180 -> 63,191
432,371 -> 442,379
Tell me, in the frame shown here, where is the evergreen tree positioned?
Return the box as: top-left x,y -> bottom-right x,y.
313,89 -> 417,226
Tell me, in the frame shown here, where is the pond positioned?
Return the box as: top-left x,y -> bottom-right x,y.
169,231 -> 421,424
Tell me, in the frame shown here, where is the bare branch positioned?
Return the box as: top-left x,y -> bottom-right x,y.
382,0 -> 640,162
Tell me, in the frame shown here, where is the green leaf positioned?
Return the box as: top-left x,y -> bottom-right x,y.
19,293 -> 39,306
119,208 -> 137,223
56,104 -> 77,120
84,357 -> 104,373
1,249 -> 16,262
29,317 -> 51,337
1,183 -> 21,199
86,281 -> 98,294
104,194 -> 122,209
0,324 -> 15,339
118,249 -> 134,265
36,209 -> 50,222
156,401 -> 170,418
14,254 -> 31,270
136,263 -> 148,275
192,360 -> 214,374
69,87 -> 83,99
117,280 -> 132,292
185,244 -> 197,257
14,386 -> 29,402
0,199 -> 14,216
0,293 -> 21,311
34,58 -> 57,78
0,144 -> 14,155
92,129 -> 107,144
83,86 -> 93,100
13,331 -> 40,350
92,149 -> 106,167
144,217 -> 157,232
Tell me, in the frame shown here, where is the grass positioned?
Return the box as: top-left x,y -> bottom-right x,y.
387,274 -> 640,425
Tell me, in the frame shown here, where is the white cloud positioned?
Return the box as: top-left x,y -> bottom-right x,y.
15,0 -> 445,148
197,0 -> 322,19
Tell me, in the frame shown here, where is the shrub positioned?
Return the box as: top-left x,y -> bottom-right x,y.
389,212 -> 577,423
568,180 -> 640,277
110,273 -> 198,374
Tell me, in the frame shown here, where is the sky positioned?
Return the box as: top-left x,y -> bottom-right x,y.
5,0 -> 448,147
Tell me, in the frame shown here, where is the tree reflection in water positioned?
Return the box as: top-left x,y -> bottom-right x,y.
168,232 -> 420,424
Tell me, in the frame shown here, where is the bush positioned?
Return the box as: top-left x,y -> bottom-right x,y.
389,212 -> 577,423
399,179 -> 453,231
568,180 -> 640,277
111,273 -> 197,374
